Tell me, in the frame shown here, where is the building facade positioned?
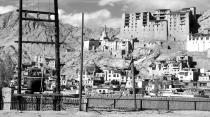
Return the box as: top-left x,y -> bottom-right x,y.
177,68 -> 199,82
120,7 -> 197,41
186,34 -> 210,52
121,12 -> 168,41
84,39 -> 101,51
100,31 -> 132,58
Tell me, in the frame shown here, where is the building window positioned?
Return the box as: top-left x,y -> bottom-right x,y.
185,83 -> 188,86
113,74 -> 116,77
200,83 -> 207,87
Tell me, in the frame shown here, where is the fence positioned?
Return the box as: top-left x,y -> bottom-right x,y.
87,97 -> 210,111
11,94 -> 81,111
4,94 -> 210,111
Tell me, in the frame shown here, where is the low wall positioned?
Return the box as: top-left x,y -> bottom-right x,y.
87,97 -> 210,111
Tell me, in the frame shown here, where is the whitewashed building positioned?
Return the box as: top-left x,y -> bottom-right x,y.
186,34 -> 210,52
176,68 -> 199,82
84,39 -> 101,51
92,87 -> 114,94
125,76 -> 144,89
100,31 -> 132,58
149,61 -> 183,76
198,75 -> 210,82
103,69 -> 126,83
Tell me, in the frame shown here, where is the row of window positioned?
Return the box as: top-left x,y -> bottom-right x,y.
108,74 -> 120,78
189,37 -> 210,40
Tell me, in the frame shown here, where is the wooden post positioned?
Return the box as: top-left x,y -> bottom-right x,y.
18,0 -> 22,95
36,96 -> 40,111
85,98 -> 89,112
54,0 -> 61,111
113,99 -> 116,109
53,95 -> 57,111
140,99 -> 143,110
131,38 -> 136,110
18,0 -> 23,111
131,59 -> 136,110
79,12 -> 84,111
194,101 -> 196,110
167,100 -> 170,110
54,0 -> 60,94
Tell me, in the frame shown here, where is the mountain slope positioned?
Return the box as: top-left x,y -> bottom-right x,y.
0,11 -> 120,79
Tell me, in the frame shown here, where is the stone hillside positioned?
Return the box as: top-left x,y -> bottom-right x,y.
0,11 -> 120,79
0,9 -> 210,80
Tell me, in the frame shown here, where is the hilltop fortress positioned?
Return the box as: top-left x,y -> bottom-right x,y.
120,7 -> 210,53
120,7 -> 197,41
83,7 -> 210,60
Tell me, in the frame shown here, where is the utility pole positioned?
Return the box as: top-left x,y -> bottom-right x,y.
18,0 -> 23,111
18,0 -> 22,95
131,39 -> 136,110
54,0 -> 61,111
131,57 -> 136,110
54,0 -> 61,95
79,12 -> 84,111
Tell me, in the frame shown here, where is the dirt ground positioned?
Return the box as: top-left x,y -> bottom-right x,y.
0,110 -> 210,117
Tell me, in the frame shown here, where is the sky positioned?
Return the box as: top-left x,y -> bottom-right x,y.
0,0 -> 209,28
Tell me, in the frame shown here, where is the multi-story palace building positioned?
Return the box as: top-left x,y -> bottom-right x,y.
120,7 -> 197,41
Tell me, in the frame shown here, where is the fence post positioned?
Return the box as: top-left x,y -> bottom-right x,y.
86,98 -> 89,112
194,101 -> 196,110
58,95 -> 61,111
36,96 -> 40,111
167,100 -> 170,110
113,99 -> 116,109
18,95 -> 22,111
53,95 -> 57,111
140,99 -> 143,110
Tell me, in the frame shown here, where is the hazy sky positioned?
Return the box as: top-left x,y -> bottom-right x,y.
0,0 -> 209,27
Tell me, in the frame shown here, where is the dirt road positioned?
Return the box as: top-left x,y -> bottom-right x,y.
0,110 -> 210,117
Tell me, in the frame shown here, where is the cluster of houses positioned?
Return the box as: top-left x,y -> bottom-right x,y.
80,28 -> 210,96
146,55 -> 210,96
75,53 -> 210,96
10,55 -> 79,93
9,27 -> 210,96
77,64 -> 144,95
148,55 -> 210,89
84,27 -> 133,59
